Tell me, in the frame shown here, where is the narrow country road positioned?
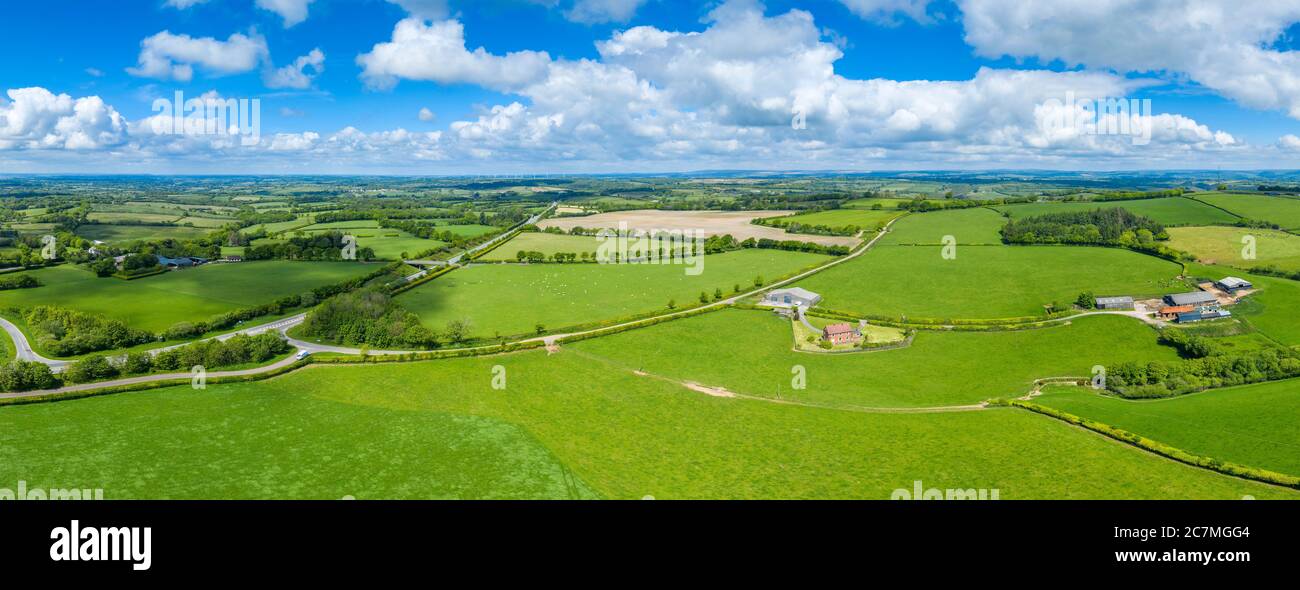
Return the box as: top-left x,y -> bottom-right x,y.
0,316 -> 72,370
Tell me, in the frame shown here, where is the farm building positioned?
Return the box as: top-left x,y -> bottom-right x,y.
157,256 -> 209,268
1159,305 -> 1195,320
822,322 -> 863,345
763,287 -> 822,309
1215,277 -> 1253,293
1164,291 -> 1218,307
1094,296 -> 1134,310
1176,306 -> 1232,324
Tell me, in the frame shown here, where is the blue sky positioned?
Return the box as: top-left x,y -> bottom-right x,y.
3,0 -> 1300,173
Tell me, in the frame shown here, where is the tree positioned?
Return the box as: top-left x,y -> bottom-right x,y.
90,257 -> 117,277
0,360 -> 58,392
667,299 -> 676,310
64,355 -> 119,384
123,352 -> 153,375
753,275 -> 764,287
1075,292 -> 1096,309
444,319 -> 471,344
713,288 -> 723,301
699,291 -> 709,304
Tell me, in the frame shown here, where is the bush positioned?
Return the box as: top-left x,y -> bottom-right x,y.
0,274 -> 40,290
25,306 -> 155,356
64,355 -> 120,384
123,352 -> 153,375
0,360 -> 59,392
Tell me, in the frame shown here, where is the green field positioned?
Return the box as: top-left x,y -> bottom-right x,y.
297,220 -> 382,231
843,198 -> 913,209
481,232 -> 604,261
0,353 -> 1290,499
254,230 -> 446,261
879,208 -> 1006,245
1167,226 -> 1300,271
572,309 -> 1179,408
772,208 -> 901,230
1193,193 -> 1300,230
994,197 -> 1239,227
177,216 -> 235,228
397,249 -> 829,339
440,224 -> 499,238
77,224 -> 211,243
796,245 -> 1186,319
0,262 -> 378,334
87,212 -> 182,224
1036,380 -> 1300,478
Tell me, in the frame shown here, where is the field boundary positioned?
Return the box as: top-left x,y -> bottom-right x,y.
992,398 -> 1300,490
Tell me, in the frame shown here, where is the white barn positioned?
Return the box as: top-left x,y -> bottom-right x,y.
762,287 -> 822,309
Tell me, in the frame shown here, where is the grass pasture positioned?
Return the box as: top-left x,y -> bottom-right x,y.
796,245 -> 1186,319
1193,193 -> 1300,230
879,208 -> 1006,245
0,352 -> 1289,499
480,232 -> 604,261
397,249 -> 830,339
77,224 -> 211,243
87,212 -> 182,224
1036,380 -> 1300,478
573,309 -> 1178,408
254,229 -> 446,261
1167,226 -> 1300,271
0,261 -> 378,335
772,208 -> 901,231
994,197 -> 1239,227
538,209 -> 858,247
440,224 -> 499,238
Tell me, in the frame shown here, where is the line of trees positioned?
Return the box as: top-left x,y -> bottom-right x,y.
60,333 -> 291,385
1108,347 -> 1300,398
1001,208 -> 1170,246
243,231 -> 377,261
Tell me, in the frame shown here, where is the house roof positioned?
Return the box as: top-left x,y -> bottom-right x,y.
824,322 -> 857,335
1219,277 -> 1252,289
1161,305 -> 1196,314
768,287 -> 821,301
1167,291 -> 1218,306
1095,296 -> 1134,305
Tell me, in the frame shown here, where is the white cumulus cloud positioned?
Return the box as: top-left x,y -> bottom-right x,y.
0,87 -> 127,150
254,0 -> 317,27
958,0 -> 1300,119
264,48 -> 325,89
357,18 -> 552,91
127,31 -> 268,82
